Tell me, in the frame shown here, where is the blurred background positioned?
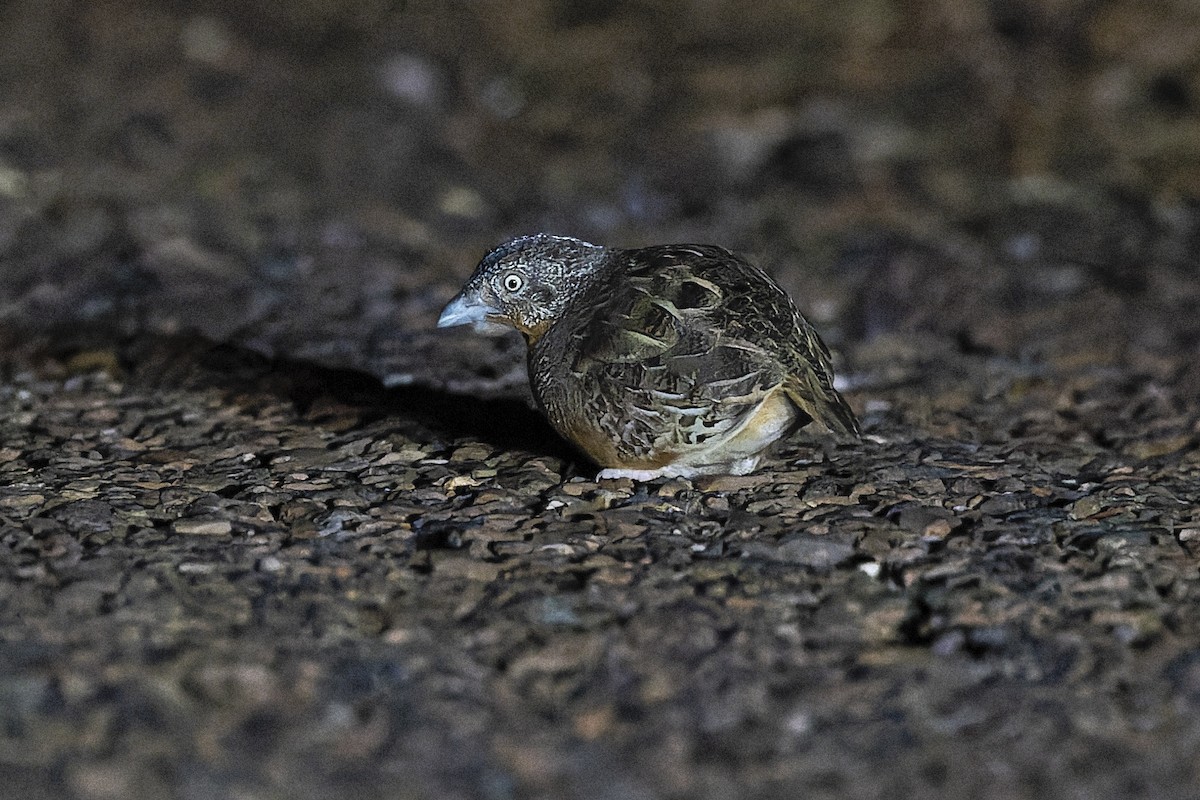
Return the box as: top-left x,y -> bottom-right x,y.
1,0 -> 1198,386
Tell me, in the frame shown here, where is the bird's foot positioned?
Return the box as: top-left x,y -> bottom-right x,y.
595,456 -> 762,482
596,466 -> 683,482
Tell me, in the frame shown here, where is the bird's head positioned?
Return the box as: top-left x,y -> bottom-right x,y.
437,234 -> 606,342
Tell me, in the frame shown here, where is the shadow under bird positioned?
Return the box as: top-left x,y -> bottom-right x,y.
438,234 -> 859,480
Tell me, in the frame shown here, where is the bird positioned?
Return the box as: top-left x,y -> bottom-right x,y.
438,234 -> 859,480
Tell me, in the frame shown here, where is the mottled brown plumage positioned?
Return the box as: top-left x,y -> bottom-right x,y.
438,234 -> 858,479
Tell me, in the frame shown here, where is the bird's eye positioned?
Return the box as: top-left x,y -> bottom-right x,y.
502,273 -> 525,293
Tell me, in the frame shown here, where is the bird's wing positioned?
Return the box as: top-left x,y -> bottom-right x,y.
566,246 -> 798,460
622,244 -> 860,436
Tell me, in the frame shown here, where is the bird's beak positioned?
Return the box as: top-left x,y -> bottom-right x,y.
437,294 -> 510,334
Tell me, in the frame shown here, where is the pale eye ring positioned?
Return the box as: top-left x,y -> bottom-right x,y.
502,273 -> 524,293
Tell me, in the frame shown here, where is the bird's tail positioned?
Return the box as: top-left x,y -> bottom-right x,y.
821,388 -> 860,437
784,376 -> 861,438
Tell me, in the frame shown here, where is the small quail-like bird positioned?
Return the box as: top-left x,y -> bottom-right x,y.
438,234 -> 858,479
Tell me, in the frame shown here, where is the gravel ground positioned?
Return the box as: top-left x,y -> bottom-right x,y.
1,2 -> 1199,799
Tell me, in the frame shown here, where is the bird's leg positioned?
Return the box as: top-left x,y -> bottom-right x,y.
595,454 -> 763,481
596,466 -> 681,481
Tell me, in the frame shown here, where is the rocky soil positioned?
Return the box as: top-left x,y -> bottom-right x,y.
1,1 -> 1198,798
